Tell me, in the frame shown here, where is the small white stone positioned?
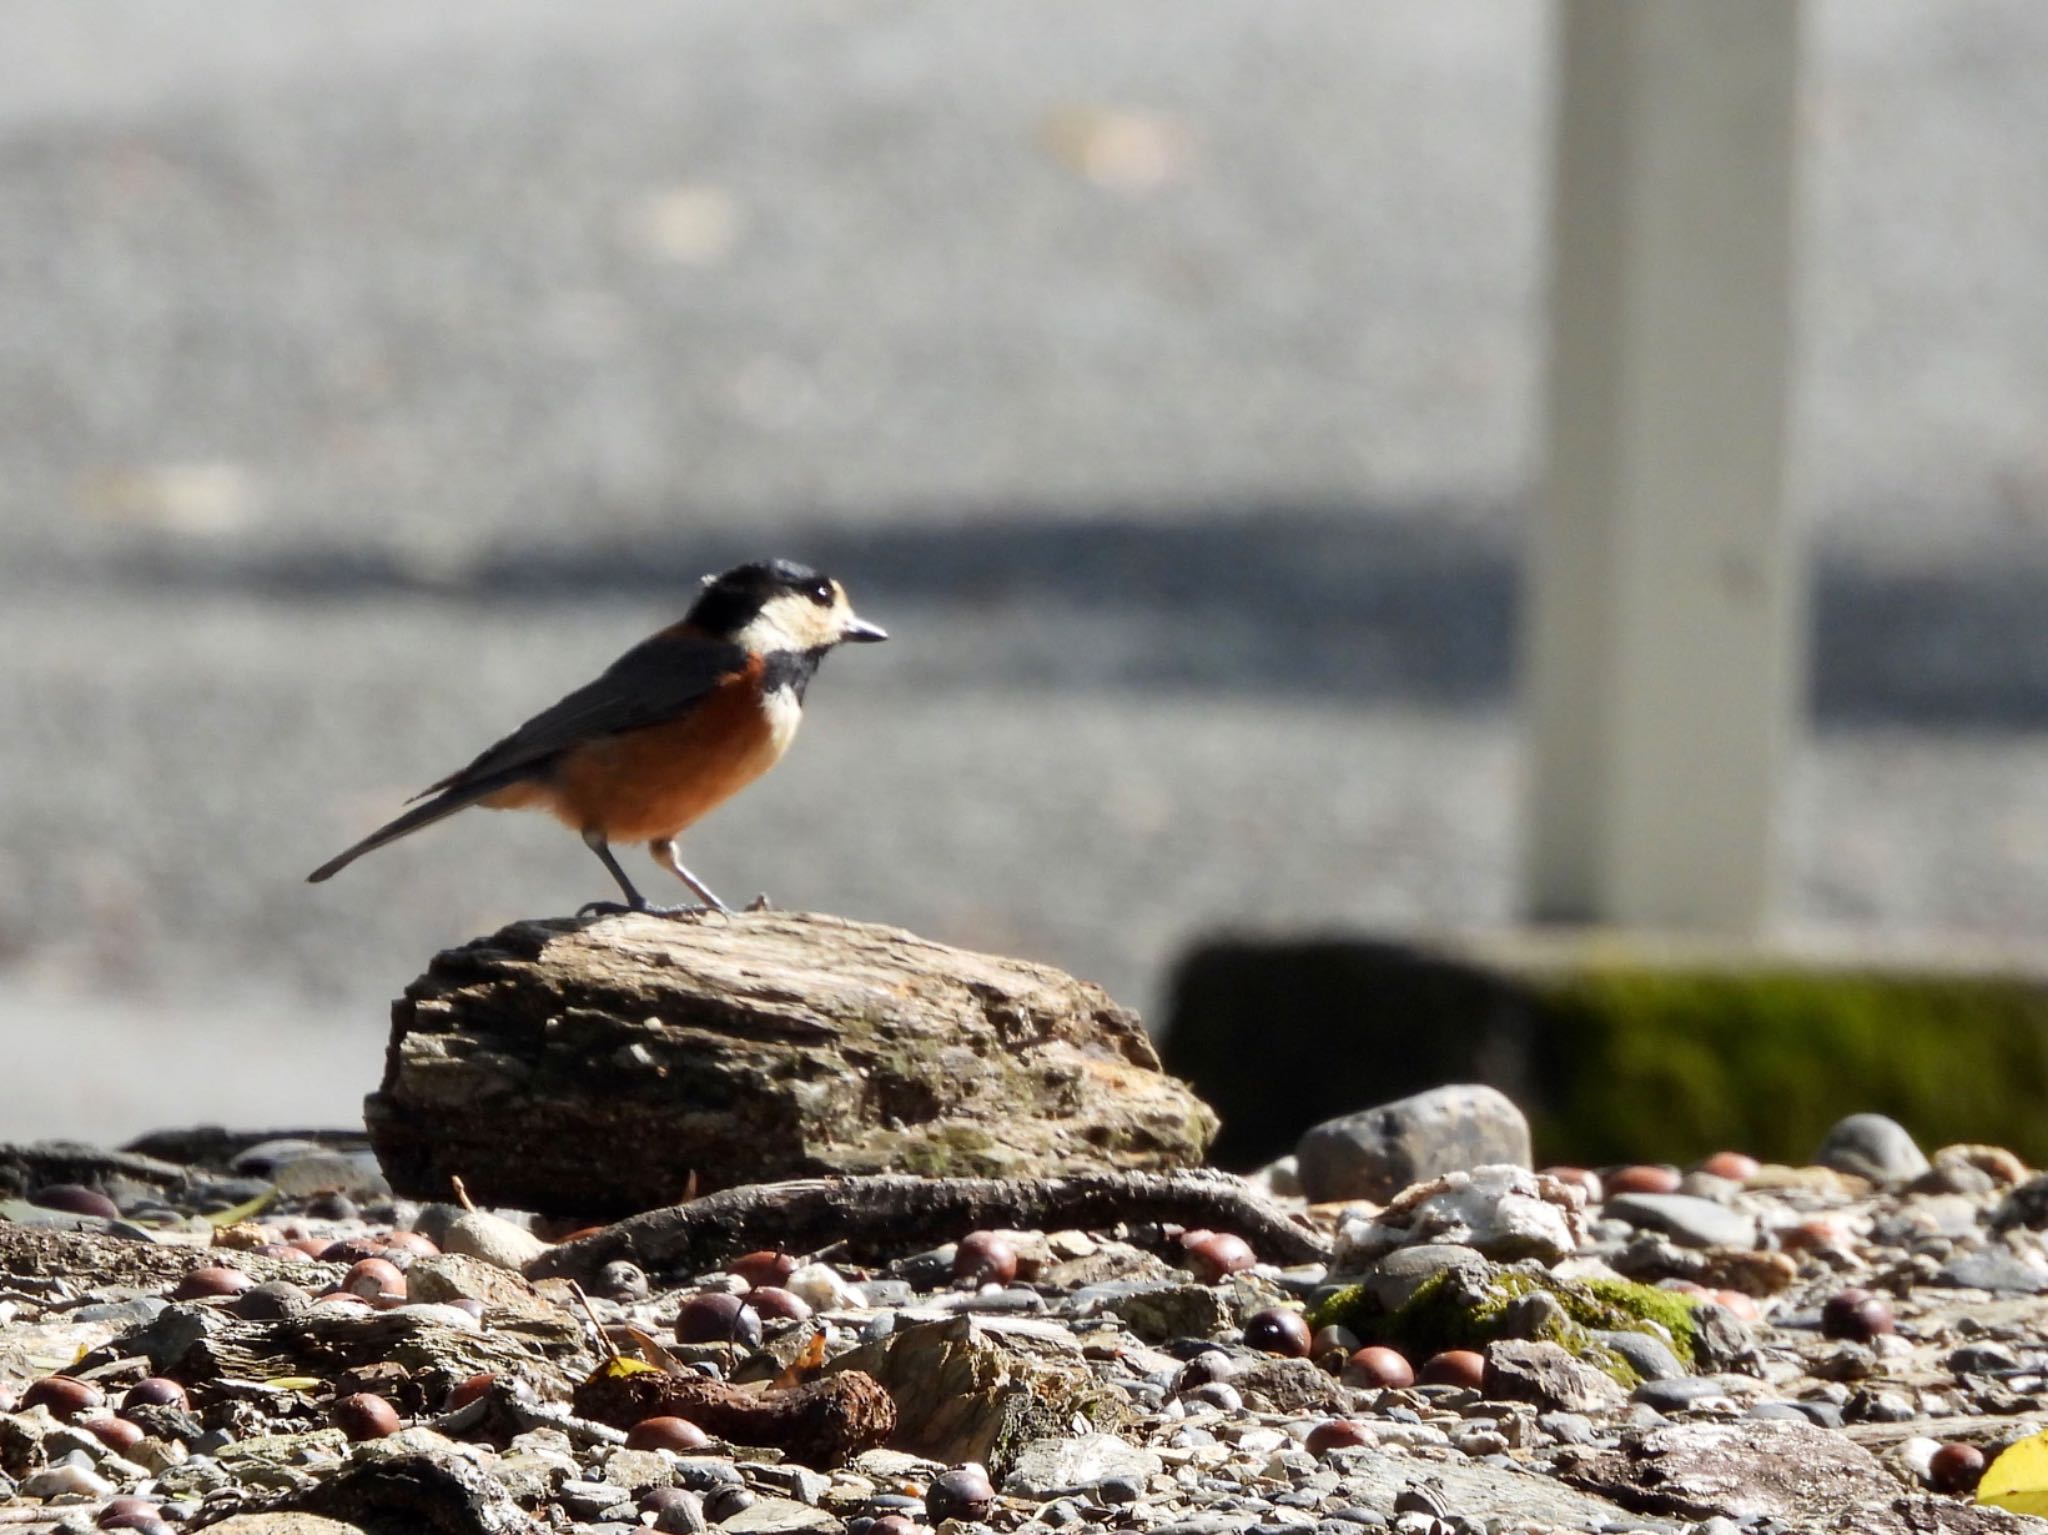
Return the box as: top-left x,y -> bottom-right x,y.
441,1211 -> 549,1272
1334,1164 -> 1586,1265
22,1457 -> 115,1500
785,1262 -> 864,1310
1897,1435 -> 1942,1481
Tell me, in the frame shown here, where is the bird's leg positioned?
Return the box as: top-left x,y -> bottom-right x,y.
652,839 -> 734,916
576,830 -> 650,918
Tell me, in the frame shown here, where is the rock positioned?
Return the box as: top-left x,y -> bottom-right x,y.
1296,1085 -> 1530,1204
1603,1193 -> 1759,1250
405,1254 -> 564,1320
1334,1166 -> 1584,1263
599,1448 -> 675,1493
1927,1143 -> 2029,1187
282,1447 -> 537,1534
1345,1244 -> 1491,1310
1104,1284 -> 1232,1342
1226,1356 -> 1350,1414
1931,1250 -> 2048,1294
1248,1155 -> 1303,1200
439,1212 -> 550,1273
268,1150 -> 391,1199
1991,1172 -> 2048,1232
21,1457 -> 115,1498
1592,1328 -> 1687,1383
1004,1434 -> 1163,1499
205,1517 -> 379,1535
368,913 -> 1218,1214
826,1313 -> 1130,1477
1482,1340 -> 1628,1414
1562,1418 -> 2028,1533
719,1495 -> 843,1534
784,1263 -> 865,1312
1631,1376 -> 1739,1412
1814,1114 -> 1930,1184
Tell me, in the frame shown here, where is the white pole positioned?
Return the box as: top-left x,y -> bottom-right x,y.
1524,0 -> 1804,930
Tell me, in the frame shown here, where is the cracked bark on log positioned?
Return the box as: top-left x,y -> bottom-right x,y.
528,1169 -> 1330,1283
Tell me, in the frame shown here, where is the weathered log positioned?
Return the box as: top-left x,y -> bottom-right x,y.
528,1168 -> 1330,1283
366,912 -> 1218,1217
572,1362 -> 895,1468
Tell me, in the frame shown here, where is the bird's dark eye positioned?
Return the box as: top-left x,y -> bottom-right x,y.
809,580 -> 834,605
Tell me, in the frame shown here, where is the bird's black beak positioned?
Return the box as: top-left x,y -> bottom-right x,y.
843,615 -> 889,643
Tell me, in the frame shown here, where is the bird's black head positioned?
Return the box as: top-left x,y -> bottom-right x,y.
687,559 -> 888,652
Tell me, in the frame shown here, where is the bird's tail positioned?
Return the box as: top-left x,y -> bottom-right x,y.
307,779 -> 503,884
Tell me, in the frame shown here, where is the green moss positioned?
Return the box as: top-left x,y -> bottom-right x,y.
1527,968 -> 2048,1166
1309,1268 -> 1700,1382
892,1122 -> 999,1177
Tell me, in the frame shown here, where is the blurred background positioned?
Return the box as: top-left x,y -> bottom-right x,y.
3,1 -> 2047,1143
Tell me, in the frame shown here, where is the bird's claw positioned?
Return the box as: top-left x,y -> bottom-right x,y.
745,893 -> 774,913
651,902 -> 730,922
577,898 -> 725,922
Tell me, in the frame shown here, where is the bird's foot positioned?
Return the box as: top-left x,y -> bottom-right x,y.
576,899 -> 637,919
745,892 -> 775,913
646,901 -> 730,922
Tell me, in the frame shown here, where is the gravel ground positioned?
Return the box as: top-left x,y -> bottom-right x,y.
3,2 -> 2048,1139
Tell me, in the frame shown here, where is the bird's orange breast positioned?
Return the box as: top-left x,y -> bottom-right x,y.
521,659 -> 799,844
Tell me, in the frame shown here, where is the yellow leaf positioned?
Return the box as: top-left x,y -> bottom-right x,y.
607,1324 -> 686,1376
1980,1427 -> 2048,1513
587,1357 -> 662,1384
205,1186 -> 279,1228
263,1377 -> 324,1393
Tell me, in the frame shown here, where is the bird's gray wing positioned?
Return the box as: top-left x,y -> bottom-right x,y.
420,626 -> 750,795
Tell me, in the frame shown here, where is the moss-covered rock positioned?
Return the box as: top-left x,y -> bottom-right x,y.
1164,934 -> 2048,1168
1310,1264 -> 1704,1383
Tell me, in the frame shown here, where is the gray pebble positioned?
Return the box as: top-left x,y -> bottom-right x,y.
1186,1382 -> 1243,1412
1594,1328 -> 1688,1382
73,1295 -> 169,1325
1100,1474 -> 1145,1505
651,1492 -> 709,1535
1603,1192 -> 1757,1250
672,1460 -> 747,1492
1949,1341 -> 2022,1374
1631,1377 -> 1734,1411
1814,1113 -> 1930,1183
1538,1411 -> 1597,1445
560,1479 -> 635,1520
704,1485 -> 755,1522
1933,1250 -> 2048,1294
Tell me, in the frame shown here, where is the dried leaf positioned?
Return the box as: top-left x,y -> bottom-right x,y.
607,1323 -> 687,1376
771,1329 -> 828,1390
204,1186 -> 278,1229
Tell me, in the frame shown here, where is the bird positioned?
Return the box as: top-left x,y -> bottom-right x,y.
307,558 -> 887,914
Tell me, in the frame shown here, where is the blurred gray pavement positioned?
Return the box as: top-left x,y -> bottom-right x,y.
4,2 -> 2048,1140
